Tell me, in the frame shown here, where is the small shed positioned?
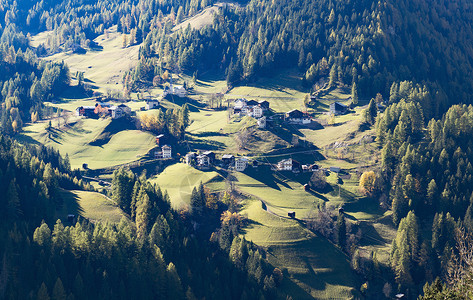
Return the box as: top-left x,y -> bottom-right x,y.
67,214 -> 76,223
304,184 -> 310,191
156,134 -> 165,145
288,211 -> 296,218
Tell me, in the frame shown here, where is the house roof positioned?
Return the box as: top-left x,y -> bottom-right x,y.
156,134 -> 165,138
330,102 -> 348,110
78,106 -> 96,110
286,109 -> 304,118
162,145 -> 171,150
203,151 -> 214,156
222,154 -> 234,159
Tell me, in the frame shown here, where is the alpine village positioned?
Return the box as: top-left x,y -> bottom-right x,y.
0,0 -> 472,299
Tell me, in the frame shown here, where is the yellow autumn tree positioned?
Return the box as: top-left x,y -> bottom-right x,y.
359,171 -> 377,197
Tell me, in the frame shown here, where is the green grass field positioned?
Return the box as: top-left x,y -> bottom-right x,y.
18,118 -> 156,169
241,199 -> 359,299
149,163 -> 225,207
58,189 -> 128,224
33,25 -> 139,94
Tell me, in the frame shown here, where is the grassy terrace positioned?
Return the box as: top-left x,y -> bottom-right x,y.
57,189 -> 128,224
18,118 -> 156,169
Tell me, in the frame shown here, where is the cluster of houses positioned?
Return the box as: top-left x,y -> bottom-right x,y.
274,158 -> 319,173
185,151 -> 253,172
76,103 -> 132,119
183,150 -> 323,175
163,84 -> 187,98
233,98 -> 270,128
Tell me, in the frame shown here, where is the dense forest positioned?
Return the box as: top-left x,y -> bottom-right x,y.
0,134 -> 281,299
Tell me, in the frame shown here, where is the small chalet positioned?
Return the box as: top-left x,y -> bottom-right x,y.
196,154 -> 210,169
163,85 -> 187,98
285,109 -> 311,124
185,152 -> 197,165
154,145 -> 172,159
221,154 -> 235,166
329,102 -> 348,115
277,158 -> 301,172
288,211 -> 296,218
162,145 -> 172,159
257,116 -> 266,129
202,151 -> 216,163
146,98 -> 160,110
302,164 -> 319,172
76,106 -> 96,117
233,98 -> 247,114
235,157 -> 249,172
248,105 -> 263,118
110,104 -> 131,119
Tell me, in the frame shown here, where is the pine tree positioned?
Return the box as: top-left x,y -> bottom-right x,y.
37,282 -> 50,300
136,193 -> 152,241
351,82 -> 358,106
52,278 -> 66,300
336,213 -> 346,250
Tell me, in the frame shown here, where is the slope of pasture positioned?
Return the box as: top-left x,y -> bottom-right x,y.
186,111 -> 258,153
18,118 -> 156,169
234,170 -> 325,218
241,200 -> 358,299
172,5 -> 219,32
35,25 -> 139,93
58,189 -> 128,224
228,69 -> 308,112
149,163 -> 225,207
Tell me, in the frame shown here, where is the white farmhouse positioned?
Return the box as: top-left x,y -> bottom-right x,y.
162,145 -> 172,158
235,157 -> 249,172
109,104 -> 131,119
146,99 -> 160,110
249,105 -> 263,118
163,85 -> 187,98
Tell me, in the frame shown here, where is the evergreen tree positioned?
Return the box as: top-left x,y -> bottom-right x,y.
52,278 -> 66,300
351,82 -> 358,106
336,213 -> 346,250
37,283 -> 50,300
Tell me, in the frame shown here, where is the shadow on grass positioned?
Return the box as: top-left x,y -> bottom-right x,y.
57,85 -> 94,100
187,131 -> 227,138
57,190 -> 85,224
15,133 -> 41,146
343,197 -> 384,217
89,118 -> 136,146
273,238 -> 359,298
358,222 -> 386,246
164,95 -> 205,112
185,136 -> 226,151
241,166 -> 290,191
